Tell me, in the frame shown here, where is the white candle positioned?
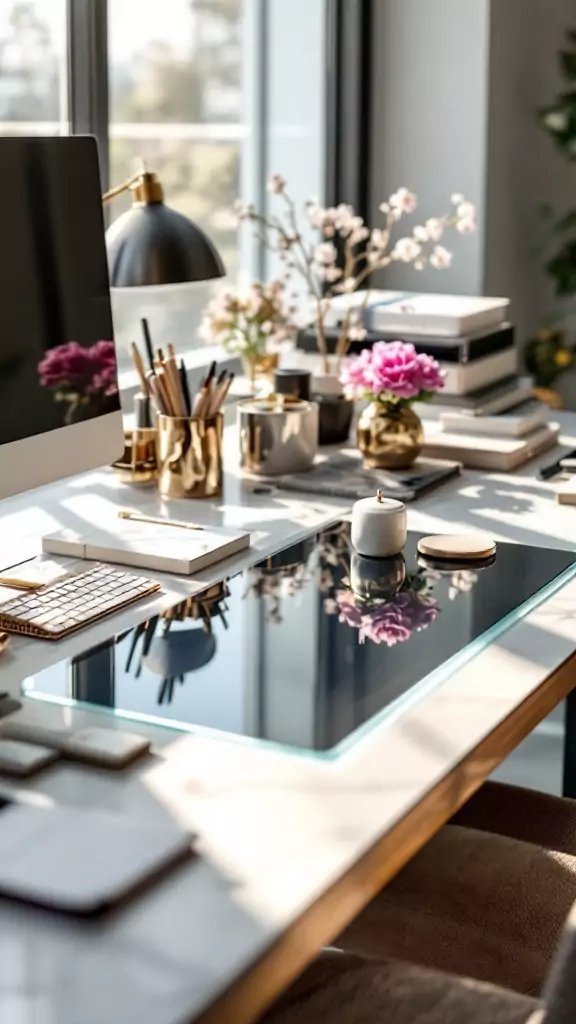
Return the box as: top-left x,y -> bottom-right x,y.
351,489 -> 407,558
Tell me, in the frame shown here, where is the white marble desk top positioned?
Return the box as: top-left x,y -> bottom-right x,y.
0,414 -> 575,1023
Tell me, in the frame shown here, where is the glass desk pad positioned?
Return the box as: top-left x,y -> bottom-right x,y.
22,524 -> 576,759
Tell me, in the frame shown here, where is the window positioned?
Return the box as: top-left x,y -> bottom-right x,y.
0,0 -> 331,371
108,0 -> 243,278
0,1 -> 68,135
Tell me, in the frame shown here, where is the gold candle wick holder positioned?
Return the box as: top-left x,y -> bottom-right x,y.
156,412 -> 223,499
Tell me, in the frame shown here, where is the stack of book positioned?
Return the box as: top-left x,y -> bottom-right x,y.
306,290 -> 558,471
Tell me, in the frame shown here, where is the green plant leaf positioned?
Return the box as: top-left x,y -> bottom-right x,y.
546,239 -> 576,296
560,50 -> 576,81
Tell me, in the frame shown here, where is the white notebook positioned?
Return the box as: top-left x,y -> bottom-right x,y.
440,348 -> 517,396
422,423 -> 559,471
440,401 -> 548,437
322,290 -> 509,337
42,521 -> 250,576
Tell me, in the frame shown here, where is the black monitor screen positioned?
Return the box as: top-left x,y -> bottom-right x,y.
0,136 -> 119,447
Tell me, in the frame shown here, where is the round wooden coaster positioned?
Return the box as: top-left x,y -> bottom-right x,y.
417,533 -> 496,561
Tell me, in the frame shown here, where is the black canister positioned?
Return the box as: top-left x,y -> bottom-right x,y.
273,367 -> 312,402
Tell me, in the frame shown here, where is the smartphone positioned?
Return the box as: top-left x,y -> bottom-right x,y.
0,797 -> 194,915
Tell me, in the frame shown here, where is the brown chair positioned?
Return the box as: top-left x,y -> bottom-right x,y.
334,824 -> 576,997
452,780 -> 576,855
261,950 -> 540,1024
264,905 -> 576,1024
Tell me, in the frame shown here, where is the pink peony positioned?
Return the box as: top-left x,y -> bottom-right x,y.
91,363 -> 118,397
39,340 -> 118,398
90,340 -> 117,369
414,352 -> 444,393
340,341 -> 444,403
359,592 -> 439,647
38,341 -> 94,387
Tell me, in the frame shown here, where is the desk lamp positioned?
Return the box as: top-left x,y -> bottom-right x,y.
103,169 -> 226,287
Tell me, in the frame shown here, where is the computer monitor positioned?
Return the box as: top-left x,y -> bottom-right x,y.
0,136 -> 123,501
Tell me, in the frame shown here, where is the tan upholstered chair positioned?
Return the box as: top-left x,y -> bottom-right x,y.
452,780 -> 576,855
264,904 -> 576,1024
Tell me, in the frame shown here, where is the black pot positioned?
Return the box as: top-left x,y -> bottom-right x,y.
316,394 -> 354,445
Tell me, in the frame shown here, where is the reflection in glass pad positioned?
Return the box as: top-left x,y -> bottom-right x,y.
23,524 -> 576,757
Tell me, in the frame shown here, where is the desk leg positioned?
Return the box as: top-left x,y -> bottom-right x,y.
563,689 -> 576,797
70,640 -> 115,708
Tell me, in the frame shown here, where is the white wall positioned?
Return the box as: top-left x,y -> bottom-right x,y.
484,0 -> 575,347
370,0 -> 575,351
370,0 -> 491,296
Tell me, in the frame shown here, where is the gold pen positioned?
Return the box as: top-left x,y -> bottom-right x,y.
118,511 -> 205,531
0,577 -> 42,591
0,632 -> 8,654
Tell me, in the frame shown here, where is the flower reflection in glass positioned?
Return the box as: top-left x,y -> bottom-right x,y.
38,340 -> 118,424
325,573 -> 439,647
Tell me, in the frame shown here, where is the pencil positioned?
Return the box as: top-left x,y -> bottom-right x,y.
215,371 -> 235,412
179,359 -> 192,415
165,351 -> 187,416
207,371 -> 231,416
148,372 -> 168,415
141,318 -> 155,374
130,342 -> 150,396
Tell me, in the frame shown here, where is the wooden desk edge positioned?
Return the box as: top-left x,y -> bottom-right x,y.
196,650 -> 576,1024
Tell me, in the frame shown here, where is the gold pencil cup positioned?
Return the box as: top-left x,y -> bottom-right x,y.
156,413 -> 223,499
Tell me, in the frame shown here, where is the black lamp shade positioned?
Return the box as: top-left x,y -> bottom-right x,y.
106,202 -> 226,288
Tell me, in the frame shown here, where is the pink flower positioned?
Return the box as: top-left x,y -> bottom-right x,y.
389,187 -> 418,216
359,593 -> 439,647
334,590 -> 363,628
415,353 -> 445,393
430,245 -> 452,269
38,340 -> 118,398
340,341 -> 444,402
91,364 -> 118,397
90,340 -> 117,369
391,237 -> 422,263
267,173 -> 286,195
38,341 -> 94,387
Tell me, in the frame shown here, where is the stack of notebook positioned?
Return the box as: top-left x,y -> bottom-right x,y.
304,290 -> 557,471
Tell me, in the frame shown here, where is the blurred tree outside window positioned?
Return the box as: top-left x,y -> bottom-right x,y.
109,0 -> 243,279
0,1 -> 67,132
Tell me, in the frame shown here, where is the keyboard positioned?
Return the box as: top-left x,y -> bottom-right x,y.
0,564 -> 161,640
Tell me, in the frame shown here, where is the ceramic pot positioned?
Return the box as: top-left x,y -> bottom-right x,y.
357,402 -> 423,469
316,394 -> 354,445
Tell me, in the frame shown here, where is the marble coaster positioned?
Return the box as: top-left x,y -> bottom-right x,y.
417,533 -> 497,561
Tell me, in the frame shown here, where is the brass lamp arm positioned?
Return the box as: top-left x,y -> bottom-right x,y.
102,170 -> 164,205
102,175 -> 139,203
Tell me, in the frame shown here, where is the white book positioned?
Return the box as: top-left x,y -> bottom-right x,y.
422,422 -> 559,471
42,521 -> 250,576
415,376 -> 535,420
440,401 -> 548,438
322,290 -> 510,337
440,348 -> 518,395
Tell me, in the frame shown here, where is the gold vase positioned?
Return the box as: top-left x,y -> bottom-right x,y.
242,352 -> 279,390
357,402 -> 423,469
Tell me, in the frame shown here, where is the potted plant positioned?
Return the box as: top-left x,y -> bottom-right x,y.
340,340 -> 445,468
200,278 -> 296,389
235,177 -> 476,441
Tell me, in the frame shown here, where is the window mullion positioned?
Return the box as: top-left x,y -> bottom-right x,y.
67,0 -> 109,190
